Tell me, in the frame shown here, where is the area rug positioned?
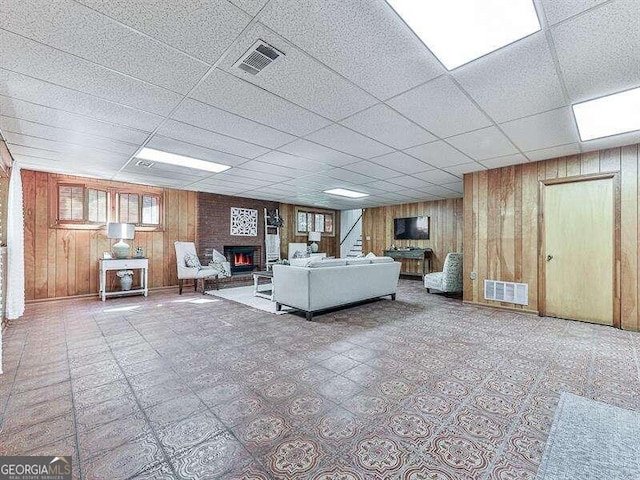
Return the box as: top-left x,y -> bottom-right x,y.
536,392 -> 640,480
205,285 -> 291,315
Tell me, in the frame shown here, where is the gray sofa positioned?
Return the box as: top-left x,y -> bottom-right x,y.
272,257 -> 401,320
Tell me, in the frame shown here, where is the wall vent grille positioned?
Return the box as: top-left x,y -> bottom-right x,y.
484,280 -> 528,305
234,40 -> 283,75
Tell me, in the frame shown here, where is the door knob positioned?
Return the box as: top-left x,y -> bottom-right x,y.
546,254 -> 553,262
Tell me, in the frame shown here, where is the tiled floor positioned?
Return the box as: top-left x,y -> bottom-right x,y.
1,279 -> 640,479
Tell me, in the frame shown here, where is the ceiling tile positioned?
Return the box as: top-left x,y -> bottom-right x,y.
442,162 -> 486,176
279,139 -> 361,167
442,181 -> 464,194
191,69 -> 330,136
74,0 -> 250,64
388,175 -> 432,190
304,124 -> 393,159
5,131 -> 136,156
0,69 -> 163,132
7,144 -> 127,165
325,168 -> 377,185
172,99 -> 295,149
580,130 -> 640,153
0,0 -> 208,93
146,135 -> 249,167
0,96 -> 149,144
416,185 -> 459,197
254,151 -> 329,172
5,135 -> 131,163
368,151 -> 433,174
219,23 -> 377,120
411,169 -> 460,185
227,0 -> 269,15
387,76 -> 492,138
394,189 -> 437,201
525,143 -> 580,162
540,0 -> 609,26
0,116 -> 139,154
20,157 -> 122,177
362,180 -> 406,193
447,126 -> 519,160
0,30 -> 182,116
156,120 -> 268,159
552,0 -> 640,103
340,104 -> 435,149
405,141 -> 472,169
342,161 -> 403,180
259,0 -> 444,99
233,160 -> 299,179
501,107 -> 579,152
224,167 -> 288,183
453,33 -> 566,122
481,153 -> 529,169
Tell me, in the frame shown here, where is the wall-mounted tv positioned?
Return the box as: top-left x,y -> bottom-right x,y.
393,216 -> 430,240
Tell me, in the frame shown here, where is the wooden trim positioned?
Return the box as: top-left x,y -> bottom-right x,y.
538,173 -> 621,328
462,300 -> 539,315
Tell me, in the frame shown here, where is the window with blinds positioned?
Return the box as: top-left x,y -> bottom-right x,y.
87,189 -> 107,223
142,195 -> 160,225
58,185 -> 85,222
118,193 -> 160,226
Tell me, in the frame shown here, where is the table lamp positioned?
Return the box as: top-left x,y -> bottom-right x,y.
308,231 -> 321,253
107,222 -> 135,259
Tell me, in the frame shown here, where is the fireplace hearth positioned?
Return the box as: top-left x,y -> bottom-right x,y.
224,246 -> 259,274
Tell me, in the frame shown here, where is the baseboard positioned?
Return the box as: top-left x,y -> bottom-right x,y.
463,300 -> 539,315
25,285 -> 180,304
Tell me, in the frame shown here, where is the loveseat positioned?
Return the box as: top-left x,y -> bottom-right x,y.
272,257 -> 401,320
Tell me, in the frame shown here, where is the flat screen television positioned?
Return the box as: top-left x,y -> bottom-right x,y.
393,216 -> 430,240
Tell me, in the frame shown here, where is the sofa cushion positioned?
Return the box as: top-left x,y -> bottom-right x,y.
184,253 -> 201,268
308,259 -> 347,268
211,249 -> 226,264
370,256 -> 394,264
346,258 -> 372,266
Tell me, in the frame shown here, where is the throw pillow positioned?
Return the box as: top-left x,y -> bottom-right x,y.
211,249 -> 227,264
292,250 -> 309,259
365,252 -> 377,258
184,253 -> 202,268
208,260 -> 229,278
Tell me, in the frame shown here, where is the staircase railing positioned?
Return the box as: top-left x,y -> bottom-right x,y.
340,213 -> 363,258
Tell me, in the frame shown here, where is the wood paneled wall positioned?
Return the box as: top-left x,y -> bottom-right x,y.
463,144 -> 640,331
279,204 -> 341,259
22,170 -> 197,301
362,199 -> 464,274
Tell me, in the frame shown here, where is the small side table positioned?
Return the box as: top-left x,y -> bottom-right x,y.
99,257 -> 149,301
253,271 -> 274,301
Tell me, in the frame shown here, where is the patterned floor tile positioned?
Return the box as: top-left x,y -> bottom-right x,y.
260,435 -> 328,480
157,410 -> 226,456
317,376 -> 364,404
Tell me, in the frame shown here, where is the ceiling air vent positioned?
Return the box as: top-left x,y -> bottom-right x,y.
234,40 -> 284,75
135,159 -> 154,168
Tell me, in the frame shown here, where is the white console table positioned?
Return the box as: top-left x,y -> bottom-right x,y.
99,258 -> 149,301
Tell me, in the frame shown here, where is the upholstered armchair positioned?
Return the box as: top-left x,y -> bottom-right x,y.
424,252 -> 463,294
174,242 -> 230,294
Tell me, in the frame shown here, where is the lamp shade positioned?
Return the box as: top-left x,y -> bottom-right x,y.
308,231 -> 321,242
107,222 -> 135,240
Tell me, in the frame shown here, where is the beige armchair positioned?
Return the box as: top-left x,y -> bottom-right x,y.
174,241 -> 230,294
424,252 -> 463,294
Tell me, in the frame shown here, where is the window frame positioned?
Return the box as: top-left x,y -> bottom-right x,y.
294,206 -> 335,237
50,178 -> 164,231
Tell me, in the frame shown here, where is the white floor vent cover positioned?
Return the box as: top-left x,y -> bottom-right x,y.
484,280 -> 528,305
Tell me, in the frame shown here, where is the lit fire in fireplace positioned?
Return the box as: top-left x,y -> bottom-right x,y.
234,252 -> 253,265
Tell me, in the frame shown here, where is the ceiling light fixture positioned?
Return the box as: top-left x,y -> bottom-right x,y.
324,188 -> 369,198
573,87 -> 640,141
387,0 -> 540,70
135,148 -> 231,173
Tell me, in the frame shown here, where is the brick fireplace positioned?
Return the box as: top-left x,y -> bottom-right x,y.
224,245 -> 260,275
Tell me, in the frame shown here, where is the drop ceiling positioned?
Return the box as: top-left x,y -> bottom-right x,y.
0,0 -> 638,209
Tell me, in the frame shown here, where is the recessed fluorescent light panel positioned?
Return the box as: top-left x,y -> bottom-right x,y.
324,188 -> 369,198
573,87 -> 640,141
387,0 -> 541,70
135,148 -> 231,173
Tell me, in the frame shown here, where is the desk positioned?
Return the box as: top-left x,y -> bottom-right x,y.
99,258 -> 148,301
383,248 -> 433,277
